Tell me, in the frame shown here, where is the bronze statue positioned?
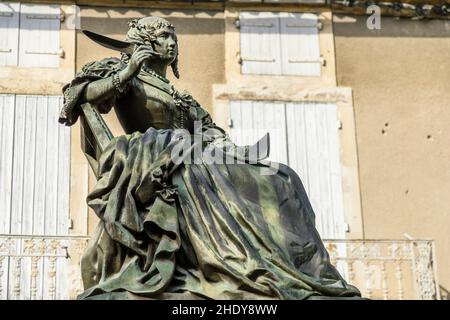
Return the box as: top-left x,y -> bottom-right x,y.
59,16 -> 361,300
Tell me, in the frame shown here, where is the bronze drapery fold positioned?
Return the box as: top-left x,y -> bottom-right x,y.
77,127 -> 360,299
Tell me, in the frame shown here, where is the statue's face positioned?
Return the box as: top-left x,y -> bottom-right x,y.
151,27 -> 178,64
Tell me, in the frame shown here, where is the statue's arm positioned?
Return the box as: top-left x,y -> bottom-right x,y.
83,45 -> 155,105
81,67 -> 134,105
59,45 -> 157,126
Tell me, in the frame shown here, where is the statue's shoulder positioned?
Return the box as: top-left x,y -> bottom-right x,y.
77,57 -> 127,79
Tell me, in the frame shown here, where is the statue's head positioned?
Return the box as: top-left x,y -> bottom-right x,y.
125,16 -> 179,78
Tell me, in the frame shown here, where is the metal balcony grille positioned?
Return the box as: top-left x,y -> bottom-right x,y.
0,235 -> 440,300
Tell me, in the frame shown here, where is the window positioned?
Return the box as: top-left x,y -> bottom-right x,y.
239,11 -> 321,76
0,2 -> 61,68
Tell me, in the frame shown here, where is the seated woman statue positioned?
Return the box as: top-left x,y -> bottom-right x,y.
59,16 -> 361,300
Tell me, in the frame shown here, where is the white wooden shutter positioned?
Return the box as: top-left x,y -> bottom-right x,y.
0,2 -> 20,66
18,4 -> 61,68
0,95 -> 70,236
0,95 -> 16,234
0,95 -> 14,300
239,12 -> 282,75
280,12 -> 321,76
3,95 -> 70,236
229,100 -> 288,164
285,102 -> 345,238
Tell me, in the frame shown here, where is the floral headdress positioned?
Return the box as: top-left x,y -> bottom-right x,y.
123,16 -> 179,78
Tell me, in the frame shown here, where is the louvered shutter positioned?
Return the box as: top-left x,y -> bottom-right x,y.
0,2 -> 20,66
18,4 -> 61,68
279,12 -> 321,76
285,102 -> 344,238
239,11 -> 282,75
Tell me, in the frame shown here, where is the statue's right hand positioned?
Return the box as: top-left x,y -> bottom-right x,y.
126,45 -> 161,77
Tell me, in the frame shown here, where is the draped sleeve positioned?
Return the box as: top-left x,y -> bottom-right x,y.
58,57 -> 130,126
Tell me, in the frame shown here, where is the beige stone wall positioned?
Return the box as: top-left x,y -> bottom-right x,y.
333,15 -> 450,293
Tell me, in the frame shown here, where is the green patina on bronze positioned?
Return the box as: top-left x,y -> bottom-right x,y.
59,16 -> 361,300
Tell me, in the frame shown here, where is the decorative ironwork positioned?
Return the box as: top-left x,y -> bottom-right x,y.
0,235 -> 89,300
0,236 -> 440,300
323,239 -> 440,300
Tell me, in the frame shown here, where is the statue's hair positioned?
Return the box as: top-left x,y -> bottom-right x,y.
122,16 -> 179,78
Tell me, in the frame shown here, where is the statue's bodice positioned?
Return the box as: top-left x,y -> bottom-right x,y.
114,73 -> 195,134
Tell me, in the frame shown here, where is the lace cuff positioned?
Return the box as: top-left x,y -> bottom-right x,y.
112,72 -> 131,96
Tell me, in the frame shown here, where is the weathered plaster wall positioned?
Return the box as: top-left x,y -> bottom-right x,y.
334,15 -> 450,292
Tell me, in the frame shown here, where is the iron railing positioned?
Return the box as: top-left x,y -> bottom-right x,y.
0,235 -> 88,300
0,235 -> 440,300
323,239 -> 440,300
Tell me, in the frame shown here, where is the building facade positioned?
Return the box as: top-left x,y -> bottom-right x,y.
0,0 -> 448,299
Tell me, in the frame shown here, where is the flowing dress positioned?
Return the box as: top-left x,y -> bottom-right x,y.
59,57 -> 361,300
